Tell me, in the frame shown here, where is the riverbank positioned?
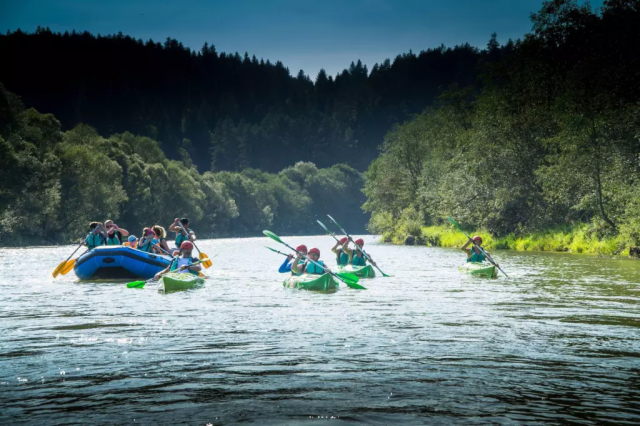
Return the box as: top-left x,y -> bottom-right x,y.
382,224 -> 635,257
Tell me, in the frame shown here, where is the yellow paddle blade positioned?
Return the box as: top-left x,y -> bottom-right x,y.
59,258 -> 77,275
52,260 -> 67,278
199,252 -> 213,268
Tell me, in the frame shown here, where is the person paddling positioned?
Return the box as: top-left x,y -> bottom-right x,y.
278,245 -> 307,273
154,241 -> 202,280
169,218 -> 196,253
84,222 -> 106,249
343,238 -> 377,267
331,237 -> 350,266
462,235 -> 494,264
290,248 -> 331,275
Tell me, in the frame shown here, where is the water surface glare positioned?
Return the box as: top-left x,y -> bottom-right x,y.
1,236 -> 639,425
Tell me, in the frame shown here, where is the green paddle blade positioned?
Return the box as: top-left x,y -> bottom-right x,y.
263,230 -> 283,243
317,220 -> 331,233
336,272 -> 359,283
340,277 -> 366,290
126,280 -> 146,288
447,216 -> 463,231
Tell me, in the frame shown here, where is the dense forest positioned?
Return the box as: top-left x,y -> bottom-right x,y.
0,83 -> 368,245
364,0 -> 640,253
0,28 -> 481,173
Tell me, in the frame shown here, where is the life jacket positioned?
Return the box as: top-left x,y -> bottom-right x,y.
138,237 -> 157,253
86,233 -> 104,250
352,250 -> 367,266
169,256 -> 199,275
175,228 -> 193,248
303,260 -> 326,275
467,247 -> 486,263
336,249 -> 349,266
105,233 -> 120,245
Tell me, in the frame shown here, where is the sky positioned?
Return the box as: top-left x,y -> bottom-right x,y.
1,0 -> 605,79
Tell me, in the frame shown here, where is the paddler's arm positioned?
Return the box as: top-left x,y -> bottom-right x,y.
365,253 -> 377,266
461,239 -> 473,257
189,231 -> 196,242
154,265 -> 171,280
331,240 -> 343,255
113,224 -> 129,237
181,260 -> 202,273
278,255 -> 293,273
169,218 -> 181,233
290,254 -> 304,274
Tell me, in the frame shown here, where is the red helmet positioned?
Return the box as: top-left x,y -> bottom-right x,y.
355,238 -> 364,246
472,236 -> 483,244
180,241 -> 194,250
296,244 -> 307,252
339,237 -> 348,244
308,248 -> 320,255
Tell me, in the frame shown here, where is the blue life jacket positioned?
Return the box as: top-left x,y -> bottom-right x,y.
336,249 -> 349,266
175,228 -> 193,248
138,237 -> 157,253
467,247 -> 486,263
352,250 -> 367,266
169,256 -> 199,276
86,233 -> 104,250
304,260 -> 326,275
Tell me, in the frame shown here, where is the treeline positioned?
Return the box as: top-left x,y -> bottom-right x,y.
0,84 -> 368,246
364,0 -> 640,251
0,28 -> 483,172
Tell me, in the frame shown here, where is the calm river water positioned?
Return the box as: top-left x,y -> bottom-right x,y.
1,236 -> 639,425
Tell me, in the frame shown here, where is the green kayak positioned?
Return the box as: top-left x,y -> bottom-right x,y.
459,262 -> 498,279
160,272 -> 205,292
337,264 -> 376,278
283,273 -> 338,292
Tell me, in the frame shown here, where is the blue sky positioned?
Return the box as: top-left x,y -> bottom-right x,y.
1,0 -> 605,79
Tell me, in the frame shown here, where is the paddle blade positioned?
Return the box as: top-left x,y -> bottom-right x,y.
52,260 -> 67,278
198,253 -> 213,268
336,272 -> 359,283
342,279 -> 366,290
126,281 -> 146,288
327,214 -> 344,231
59,259 -> 76,275
263,230 -> 283,243
317,220 -> 330,233
447,216 -> 462,231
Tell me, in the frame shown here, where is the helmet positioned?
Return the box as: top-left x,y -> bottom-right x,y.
472,235 -> 483,244
355,238 -> 364,246
296,245 -> 307,252
180,241 -> 194,250
339,237 -> 348,244
308,248 -> 320,255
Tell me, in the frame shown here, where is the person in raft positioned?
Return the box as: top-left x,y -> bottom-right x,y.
124,235 -> 138,249
169,218 -> 196,253
461,235 -> 495,264
137,227 -> 158,253
278,245 -> 307,273
152,225 -> 171,254
290,248 -> 331,275
154,241 -> 202,280
103,219 -> 129,245
343,238 -> 377,267
84,222 -> 106,249
331,237 -> 350,266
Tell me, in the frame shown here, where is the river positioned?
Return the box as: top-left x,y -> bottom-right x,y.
1,236 -> 639,425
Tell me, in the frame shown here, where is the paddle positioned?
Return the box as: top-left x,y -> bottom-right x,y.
326,214 -> 392,277
447,216 -> 508,278
265,246 -> 360,284
52,226 -> 101,278
263,231 -> 366,290
317,220 -> 341,242
176,220 -> 212,268
153,243 -> 211,278
126,259 -> 205,288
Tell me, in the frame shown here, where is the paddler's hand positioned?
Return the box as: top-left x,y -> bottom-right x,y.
287,254 -> 293,260
154,273 -> 161,280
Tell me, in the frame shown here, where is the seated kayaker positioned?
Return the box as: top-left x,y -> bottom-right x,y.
103,220 -> 129,245
137,228 -> 158,253
278,245 -> 307,273
291,248 -> 331,275
83,222 -> 106,249
169,218 -> 196,254
124,235 -> 138,249
152,225 -> 171,254
462,236 -> 488,263
154,241 -> 202,280
344,238 -> 377,267
331,237 -> 350,266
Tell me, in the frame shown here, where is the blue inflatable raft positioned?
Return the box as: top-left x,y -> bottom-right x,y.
73,246 -> 172,280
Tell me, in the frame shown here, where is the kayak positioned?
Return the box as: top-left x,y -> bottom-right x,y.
160,272 -> 205,292
338,264 -> 376,278
74,246 -> 172,280
283,273 -> 338,292
459,262 -> 498,279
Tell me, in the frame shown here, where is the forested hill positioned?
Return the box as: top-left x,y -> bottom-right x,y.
0,28 -> 485,172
